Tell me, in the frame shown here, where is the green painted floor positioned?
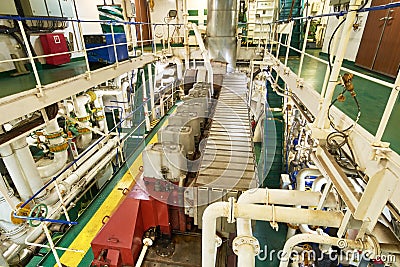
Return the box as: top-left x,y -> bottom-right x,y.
284,49 -> 400,153
0,60 -> 88,99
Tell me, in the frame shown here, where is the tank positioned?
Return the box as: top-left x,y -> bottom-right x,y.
158,125 -> 195,157
142,142 -> 186,182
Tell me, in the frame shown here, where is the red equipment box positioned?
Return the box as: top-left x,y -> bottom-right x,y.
91,195 -> 171,267
39,33 -> 70,65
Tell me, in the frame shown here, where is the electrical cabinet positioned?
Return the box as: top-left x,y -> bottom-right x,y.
84,34 -> 129,64
20,0 -> 48,17
0,0 -> 18,15
40,33 -> 71,65
45,0 -> 62,17
59,0 -> 74,17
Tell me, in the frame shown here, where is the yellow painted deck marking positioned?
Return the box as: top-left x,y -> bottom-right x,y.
58,134 -> 158,267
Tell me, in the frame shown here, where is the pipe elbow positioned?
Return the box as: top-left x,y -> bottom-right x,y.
37,150 -> 68,180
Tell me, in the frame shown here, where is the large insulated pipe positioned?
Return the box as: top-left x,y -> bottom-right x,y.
11,137 -> 46,199
207,0 -> 238,72
73,94 -> 93,149
0,144 -> 32,201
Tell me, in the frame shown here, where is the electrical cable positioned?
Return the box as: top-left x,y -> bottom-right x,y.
327,18 -> 345,73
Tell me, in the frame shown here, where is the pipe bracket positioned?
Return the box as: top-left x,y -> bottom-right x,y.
232,236 -> 260,255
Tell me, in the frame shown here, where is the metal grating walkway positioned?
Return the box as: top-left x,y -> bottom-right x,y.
197,72 -> 256,191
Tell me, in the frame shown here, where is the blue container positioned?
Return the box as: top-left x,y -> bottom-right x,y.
84,33 -> 128,64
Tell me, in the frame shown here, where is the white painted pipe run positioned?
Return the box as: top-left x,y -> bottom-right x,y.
296,168 -> 321,192
11,137 -> 45,198
236,188 -> 338,236
93,91 -> 108,133
63,137 -> 119,187
295,168 -> 323,235
0,144 -> 32,201
202,201 -> 343,267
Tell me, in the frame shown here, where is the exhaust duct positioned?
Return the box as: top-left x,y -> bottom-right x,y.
206,0 -> 238,72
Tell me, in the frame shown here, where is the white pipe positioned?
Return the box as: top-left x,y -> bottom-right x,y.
135,245 -> 149,267
3,244 -> 19,260
171,57 -> 183,80
63,137 -> 119,187
93,92 -> 108,133
0,192 -> 25,239
312,176 -> 327,193
295,169 -> 323,235
73,94 -> 91,118
73,94 -> 93,149
0,144 -> 32,201
237,188 -> 336,244
296,168 -> 321,192
279,234 -> 365,267
11,137 -> 45,198
191,23 -> 214,94
37,120 -> 68,179
202,201 -> 343,267
135,238 -> 153,267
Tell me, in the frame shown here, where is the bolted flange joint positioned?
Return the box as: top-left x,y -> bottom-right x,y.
232,236 -> 260,256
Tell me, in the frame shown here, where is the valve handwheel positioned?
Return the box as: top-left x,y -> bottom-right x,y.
28,203 -> 48,227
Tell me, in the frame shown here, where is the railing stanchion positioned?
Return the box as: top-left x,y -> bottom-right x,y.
17,21 -> 43,94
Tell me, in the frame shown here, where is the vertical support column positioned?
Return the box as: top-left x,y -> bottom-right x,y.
110,23 -> 119,67
17,21 -> 42,94
320,17 -> 345,99
142,70 -> 151,131
374,70 -> 400,143
284,21 -> 294,66
147,64 -> 155,120
298,19 -> 311,77
248,61 -> 255,106
140,24 -> 144,55
76,20 -> 91,78
316,1 -> 362,129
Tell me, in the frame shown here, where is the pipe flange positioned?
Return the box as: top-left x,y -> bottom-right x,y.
92,107 -> 104,113
78,127 -> 91,135
77,116 -> 91,122
86,91 -> 97,102
232,236 -> 260,256
95,115 -> 106,121
2,223 -> 27,239
49,141 -> 69,153
11,203 -> 31,224
45,129 -> 64,139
